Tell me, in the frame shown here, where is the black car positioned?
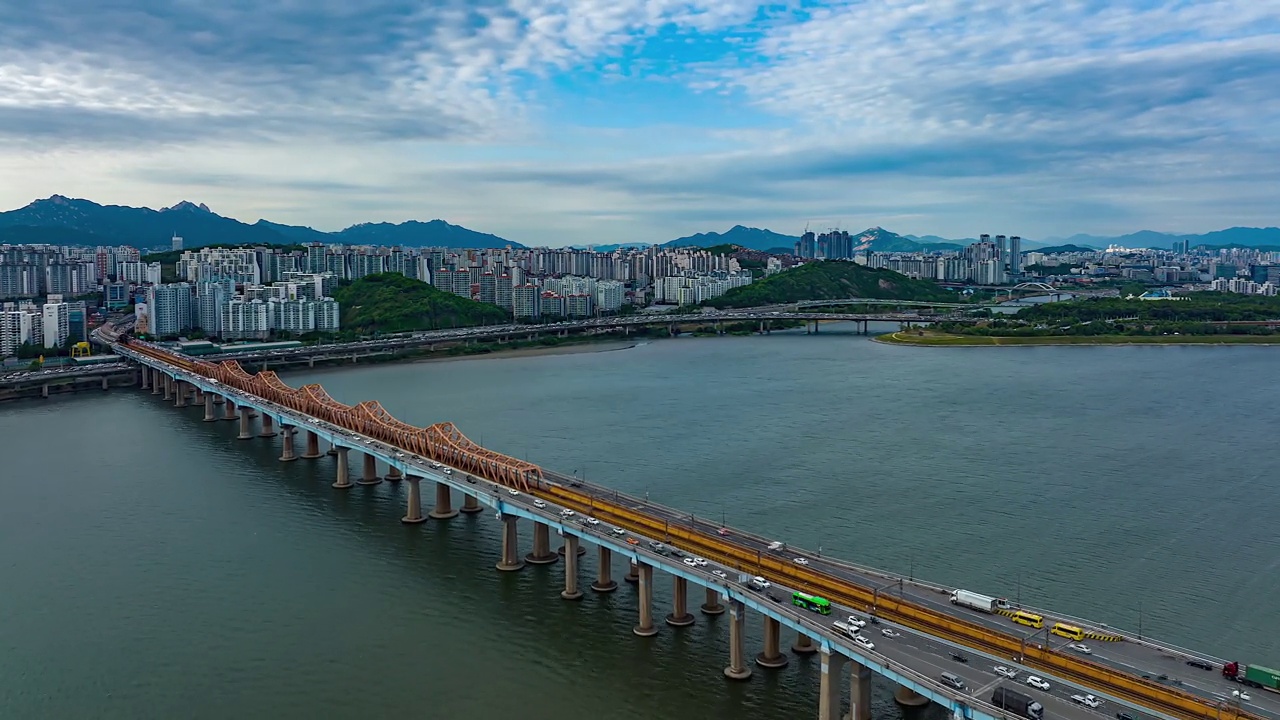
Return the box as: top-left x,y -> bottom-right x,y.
1186,659 -> 1214,671
950,651 -> 969,664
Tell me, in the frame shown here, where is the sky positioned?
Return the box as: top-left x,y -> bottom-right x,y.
1,1 -> 1278,247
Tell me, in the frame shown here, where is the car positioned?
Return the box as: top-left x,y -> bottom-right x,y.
793,557 -> 810,566
1232,690 -> 1252,702
465,476 -> 477,484
431,461 -> 441,468
533,500 -> 546,509
682,557 -> 698,567
364,439 -> 372,444
1071,694 -> 1102,709
994,665 -> 1018,679
1025,676 -> 1051,691
1068,643 -> 1092,655
396,452 -> 405,458
560,509 -> 576,517
586,517 -> 600,525
626,537 -> 640,545
748,576 -> 771,591
712,570 -> 727,579
949,651 -> 969,664
610,527 -> 625,536
507,489 -> 519,496
1116,713 -> 1137,720
846,616 -> 866,629
717,528 -> 730,536
1186,659 -> 1214,671
854,635 -> 875,651
692,557 -> 708,566
881,629 -> 901,639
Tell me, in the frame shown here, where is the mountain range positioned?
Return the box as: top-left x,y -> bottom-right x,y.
2,196 -> 1277,252
0,196 -> 520,249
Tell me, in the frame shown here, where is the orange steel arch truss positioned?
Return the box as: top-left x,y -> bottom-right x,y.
129,340 -> 540,491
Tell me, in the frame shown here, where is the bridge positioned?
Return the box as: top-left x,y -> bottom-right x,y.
97,324 -> 1273,720
792,299 -> 987,310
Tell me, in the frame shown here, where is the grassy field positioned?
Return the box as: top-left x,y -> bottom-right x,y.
876,331 -> 1280,346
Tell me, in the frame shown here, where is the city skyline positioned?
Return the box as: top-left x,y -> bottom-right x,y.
2,2 -> 1278,246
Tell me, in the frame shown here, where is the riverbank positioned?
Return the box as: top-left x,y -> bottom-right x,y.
408,339 -> 643,364
876,331 -> 1280,347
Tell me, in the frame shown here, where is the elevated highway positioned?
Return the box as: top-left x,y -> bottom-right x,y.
99,325 -> 1272,720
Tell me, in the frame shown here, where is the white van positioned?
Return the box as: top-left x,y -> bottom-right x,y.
767,541 -> 784,552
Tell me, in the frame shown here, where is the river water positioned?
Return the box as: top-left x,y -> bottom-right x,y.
3,326 -> 1277,719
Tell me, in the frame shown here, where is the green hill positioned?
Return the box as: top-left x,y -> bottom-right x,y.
332,273 -> 509,332
705,260 -> 955,308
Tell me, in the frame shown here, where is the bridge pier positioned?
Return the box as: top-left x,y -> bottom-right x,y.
844,661 -> 872,720
558,537 -> 586,557
793,631 -> 817,654
213,393 -> 224,405
203,393 -> 217,422
326,441 -> 337,456
300,430 -> 323,459
701,587 -> 725,615
358,452 -> 381,484
429,482 -> 457,518
150,369 -> 161,395
460,493 -> 483,514
401,475 -> 425,523
819,650 -> 848,720
332,447 -> 352,489
101,376 -> 109,391
139,368 -> 149,390
560,534 -> 582,601
756,616 -> 789,668
237,405 -> 254,440
222,399 -> 237,421
665,575 -> 695,627
894,686 -> 929,707
625,560 -> 639,584
259,413 -> 275,437
385,466 -> 403,483
591,546 -> 617,592
174,380 -> 187,407
278,427 -> 297,462
496,516 -> 524,572
162,374 -> 172,401
724,600 -> 752,680
632,562 -> 657,637
526,522 -> 558,564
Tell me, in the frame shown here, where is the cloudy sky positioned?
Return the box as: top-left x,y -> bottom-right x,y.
1,1 -> 1277,246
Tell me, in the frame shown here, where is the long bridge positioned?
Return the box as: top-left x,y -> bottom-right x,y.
96,324 -> 1273,720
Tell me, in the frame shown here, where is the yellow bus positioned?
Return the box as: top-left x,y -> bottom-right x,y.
1051,622 -> 1085,640
1012,610 -> 1044,629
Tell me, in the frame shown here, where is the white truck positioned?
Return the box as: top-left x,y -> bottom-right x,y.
1071,694 -> 1102,709
949,589 -> 1008,613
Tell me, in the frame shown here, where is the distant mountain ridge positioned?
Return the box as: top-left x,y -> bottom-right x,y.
0,196 -> 522,249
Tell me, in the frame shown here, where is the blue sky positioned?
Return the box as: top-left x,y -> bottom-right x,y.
0,0 -> 1277,246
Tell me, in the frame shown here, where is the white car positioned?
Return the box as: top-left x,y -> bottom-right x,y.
586,517 -> 600,525
1071,694 -> 1102,709
881,628 -> 901,638
749,576 -> 771,590
692,557 -> 708,566
610,527 -> 625,535
443,469 -> 452,474
507,489 -> 519,496
1068,643 -> 1092,655
711,570 -> 727,579
1025,676 -> 1051,691
794,557 -> 810,566
561,509 -> 576,517
396,452 -> 405,458
364,439 -> 372,444
846,616 -> 866,629
431,461 -> 442,468
1234,691 -> 1252,702
854,635 -> 875,651
533,500 -> 546,509
994,666 -> 1018,679
682,557 -> 697,567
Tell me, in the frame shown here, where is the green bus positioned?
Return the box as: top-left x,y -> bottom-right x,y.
792,592 -> 832,615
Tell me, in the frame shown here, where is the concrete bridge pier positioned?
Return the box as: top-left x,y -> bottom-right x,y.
101,376 -> 110,391
591,546 -> 617,592
558,537 -> 586,557
139,368 -> 150,390
385,466 -> 403,483
793,631 -> 818,654
332,447 -> 352,489
632,562 -> 657,637
259,413 -> 276,437
560,535 -> 582,601
625,561 -> 639,584
237,405 -> 254,440
162,374 -> 172,401
213,393 -> 224,405
756,616 -> 789,668
223,399 -> 237,421
300,431 -> 323,459
665,576 -> 695,627
893,687 -> 930,707
724,600 -> 752,680
496,516 -> 524,572
203,393 -> 217,422
326,441 -> 338,456
150,369 -> 161,395
460,493 -> 483,514
844,662 -> 872,720
174,380 -> 187,407
401,475 -> 425,523
701,587 -> 725,615
526,522 -> 558,564
278,427 -> 297,462
358,452 -> 381,485
192,387 -> 203,404
819,650 -> 849,720
429,482 -> 457,519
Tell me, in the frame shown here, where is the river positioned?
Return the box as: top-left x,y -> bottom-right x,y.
2,325 -> 1277,719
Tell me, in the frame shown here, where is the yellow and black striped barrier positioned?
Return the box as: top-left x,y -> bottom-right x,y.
1086,630 -> 1125,642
